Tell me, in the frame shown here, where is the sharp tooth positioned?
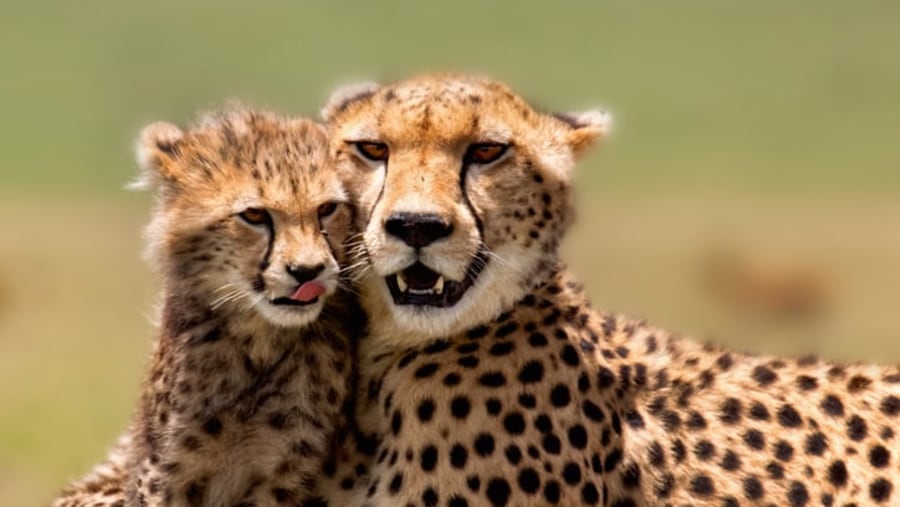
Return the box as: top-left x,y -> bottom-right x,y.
434,276 -> 445,294
396,274 -> 408,292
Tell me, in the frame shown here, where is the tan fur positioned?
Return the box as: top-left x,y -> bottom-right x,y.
317,74 -> 900,506
52,108 -> 361,507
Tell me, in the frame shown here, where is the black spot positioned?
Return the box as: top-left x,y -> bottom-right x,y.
485,398 -> 502,415
881,395 -> 900,416
562,462 -> 582,485
827,460 -> 848,487
504,444 -> 521,465
485,478 -> 511,506
457,355 -> 479,368
787,481 -> 809,506
390,411 -> 402,435
450,444 -> 468,468
690,475 -> 714,496
443,372 -> 462,386
474,433 -> 495,456
422,488 -> 439,507
503,412 -> 526,435
517,468 -> 540,494
721,450 -> 741,471
778,404 -> 803,428
805,432 -> 828,455
752,365 -> 778,386
448,496 -> 469,507
621,462 -> 640,488
720,398 -> 743,424
597,367 -> 616,389
581,482 -> 600,505
417,399 -> 435,422
528,332 -> 548,347
775,440 -> 794,461
749,402 -> 770,421
479,372 -> 506,387
568,424 -> 588,449
518,393 -> 536,408
518,361 -> 544,384
534,414 -> 553,433
583,400 -> 605,422
686,411 -> 707,430
623,410 -> 645,429
694,440 -> 715,460
743,429 -> 765,450
543,480 -> 560,503
743,476 -> 763,499
542,433 -> 562,454
796,375 -> 818,390
424,339 -> 450,354
847,415 -> 867,441
870,478 -> 892,502
869,445 -> 890,468
202,418 -> 222,436
560,345 -> 580,366
420,445 -> 438,471
821,394 -> 844,417
451,396 -> 471,419
414,363 -> 439,378
388,472 -> 403,494
604,448 -> 623,471
550,384 -> 571,407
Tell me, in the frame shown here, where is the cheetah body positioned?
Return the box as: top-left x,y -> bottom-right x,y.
53,109 -> 360,507
319,75 -> 900,507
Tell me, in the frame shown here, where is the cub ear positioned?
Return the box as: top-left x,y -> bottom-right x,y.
130,121 -> 185,190
321,81 -> 381,122
553,109 -> 612,158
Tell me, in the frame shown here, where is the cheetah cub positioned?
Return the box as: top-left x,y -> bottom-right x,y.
52,108 -> 360,507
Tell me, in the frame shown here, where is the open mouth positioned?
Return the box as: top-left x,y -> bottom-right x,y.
385,251 -> 489,308
271,296 -> 320,307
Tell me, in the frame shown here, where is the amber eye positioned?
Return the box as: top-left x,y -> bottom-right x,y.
353,141 -> 389,162
465,143 -> 509,165
238,207 -> 270,225
317,201 -> 338,219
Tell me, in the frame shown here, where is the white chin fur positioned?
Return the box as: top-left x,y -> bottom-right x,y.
368,244 -> 539,344
253,300 -> 324,329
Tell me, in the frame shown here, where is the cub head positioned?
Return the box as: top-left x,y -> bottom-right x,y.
323,74 -> 609,340
135,108 -> 352,329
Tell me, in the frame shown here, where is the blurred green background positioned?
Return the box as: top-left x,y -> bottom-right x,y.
1,1 -> 898,504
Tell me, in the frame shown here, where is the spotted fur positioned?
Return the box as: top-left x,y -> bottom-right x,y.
317,74 -> 900,506
52,108 -> 361,507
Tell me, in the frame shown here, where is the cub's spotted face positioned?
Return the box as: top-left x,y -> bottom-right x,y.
137,109 -> 351,329
324,75 -> 609,340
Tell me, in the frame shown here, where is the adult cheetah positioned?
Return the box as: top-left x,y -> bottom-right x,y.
52,108 -> 361,507
317,74 -> 900,506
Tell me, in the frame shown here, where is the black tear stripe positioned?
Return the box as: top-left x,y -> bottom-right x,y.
458,162 -> 485,237
369,160 -> 388,228
256,216 -> 276,290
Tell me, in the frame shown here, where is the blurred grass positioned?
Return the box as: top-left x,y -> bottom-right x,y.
1,1 -> 899,505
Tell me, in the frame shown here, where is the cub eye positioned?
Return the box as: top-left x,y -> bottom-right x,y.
238,208 -> 270,225
353,141 -> 389,162
465,143 -> 509,165
317,201 -> 339,219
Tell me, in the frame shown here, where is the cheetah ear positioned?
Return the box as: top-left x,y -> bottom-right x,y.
321,81 -> 381,122
553,109 -> 612,158
130,121 -> 185,190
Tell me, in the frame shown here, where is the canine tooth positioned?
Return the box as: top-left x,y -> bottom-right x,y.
397,274 -> 408,292
434,276 -> 445,294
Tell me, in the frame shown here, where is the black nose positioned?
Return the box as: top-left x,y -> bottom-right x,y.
286,264 -> 324,284
385,213 -> 453,248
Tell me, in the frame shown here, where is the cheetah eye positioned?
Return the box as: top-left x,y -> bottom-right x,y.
317,201 -> 339,219
464,143 -> 509,165
238,207 -> 270,226
353,141 -> 389,162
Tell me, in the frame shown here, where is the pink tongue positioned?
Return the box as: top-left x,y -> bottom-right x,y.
289,281 -> 326,303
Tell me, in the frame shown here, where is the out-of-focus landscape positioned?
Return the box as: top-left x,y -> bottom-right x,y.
1,1 -> 898,504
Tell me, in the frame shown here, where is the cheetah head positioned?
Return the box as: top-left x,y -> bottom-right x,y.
323,74 -> 609,340
135,108 -> 353,329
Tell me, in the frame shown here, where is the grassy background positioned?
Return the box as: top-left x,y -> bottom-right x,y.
1,1 -> 899,504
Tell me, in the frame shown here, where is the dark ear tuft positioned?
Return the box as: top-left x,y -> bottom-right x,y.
130,122 -> 185,190
321,81 -> 381,121
553,110 -> 612,157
